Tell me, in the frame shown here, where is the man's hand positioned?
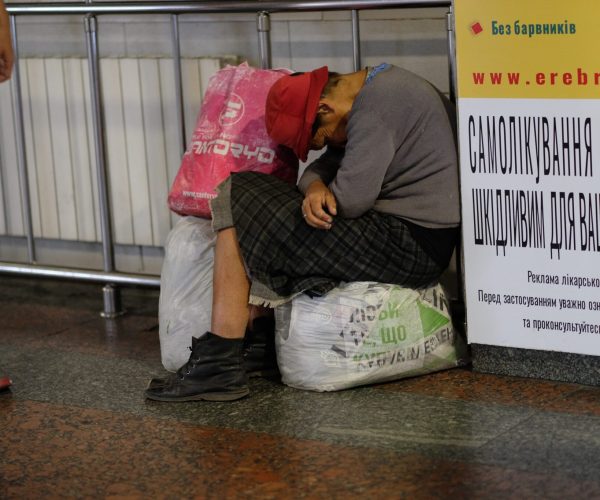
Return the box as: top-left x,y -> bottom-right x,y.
302,180 -> 337,230
0,1 -> 14,83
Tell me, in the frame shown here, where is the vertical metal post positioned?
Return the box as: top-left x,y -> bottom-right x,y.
84,14 -> 122,318
446,4 -> 464,320
101,283 -> 122,318
171,14 -> 186,156
446,5 -> 456,103
257,11 -> 272,69
9,15 -> 36,264
351,10 -> 361,71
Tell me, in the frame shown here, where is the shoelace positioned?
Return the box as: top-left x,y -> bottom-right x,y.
178,344 -> 201,378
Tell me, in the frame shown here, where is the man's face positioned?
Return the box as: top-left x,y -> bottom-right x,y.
309,100 -> 347,151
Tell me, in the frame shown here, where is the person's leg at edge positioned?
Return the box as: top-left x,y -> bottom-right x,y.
144,227 -> 251,402
211,227 -> 249,339
213,228 -> 279,377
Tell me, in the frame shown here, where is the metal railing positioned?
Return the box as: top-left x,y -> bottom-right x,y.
2,0 -> 454,316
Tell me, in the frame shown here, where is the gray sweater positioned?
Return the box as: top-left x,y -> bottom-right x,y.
297,66 -> 460,229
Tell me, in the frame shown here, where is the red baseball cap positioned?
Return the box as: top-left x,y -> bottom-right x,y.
265,66 -> 329,162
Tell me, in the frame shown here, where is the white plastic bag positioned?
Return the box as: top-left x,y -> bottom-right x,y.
275,282 -> 468,392
158,217 -> 215,372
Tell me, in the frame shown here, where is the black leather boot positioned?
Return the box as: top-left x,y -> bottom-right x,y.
145,332 -> 249,402
243,316 -> 279,378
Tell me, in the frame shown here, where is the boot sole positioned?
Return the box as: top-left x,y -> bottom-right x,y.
145,388 -> 249,402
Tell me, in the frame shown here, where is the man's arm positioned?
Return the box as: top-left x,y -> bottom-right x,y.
297,147 -> 344,230
0,0 -> 14,83
328,112 -> 396,219
297,146 -> 344,194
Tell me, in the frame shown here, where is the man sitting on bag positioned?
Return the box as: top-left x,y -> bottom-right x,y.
146,63 -> 460,402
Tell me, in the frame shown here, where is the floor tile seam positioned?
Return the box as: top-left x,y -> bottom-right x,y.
425,451 -> 600,488
14,385 -> 511,453
467,405 -> 584,472
344,386 -> 546,435
373,385 -> 600,418
4,343 -> 598,421
1,397 -> 440,460
43,326 -> 79,338
138,391 -> 540,454
1,344 -> 570,422
0,302 -> 108,316
488,391 -> 600,425
467,455 -> 600,486
501,396 -> 596,416
9,389 -> 600,465
6,381 -> 497,448
370,384 -> 558,416
462,406 -> 541,452
1,316 -> 101,339
3,346 -> 597,432
0,343 -> 160,368
44,386 -> 600,432
535,385 -> 600,414
1,397 -> 250,435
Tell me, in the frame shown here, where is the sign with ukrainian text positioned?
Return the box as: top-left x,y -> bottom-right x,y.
454,0 -> 600,355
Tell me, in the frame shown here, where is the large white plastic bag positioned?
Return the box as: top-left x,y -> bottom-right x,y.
275,282 -> 468,392
159,217 -> 215,372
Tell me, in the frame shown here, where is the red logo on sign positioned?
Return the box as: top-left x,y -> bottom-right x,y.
471,22 -> 483,35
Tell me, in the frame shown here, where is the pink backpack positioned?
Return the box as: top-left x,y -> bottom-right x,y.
168,63 -> 298,218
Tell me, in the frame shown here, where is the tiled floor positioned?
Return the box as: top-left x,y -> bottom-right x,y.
2,276 -> 600,499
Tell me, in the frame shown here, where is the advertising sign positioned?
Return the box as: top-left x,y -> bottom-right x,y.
454,0 -> 600,355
